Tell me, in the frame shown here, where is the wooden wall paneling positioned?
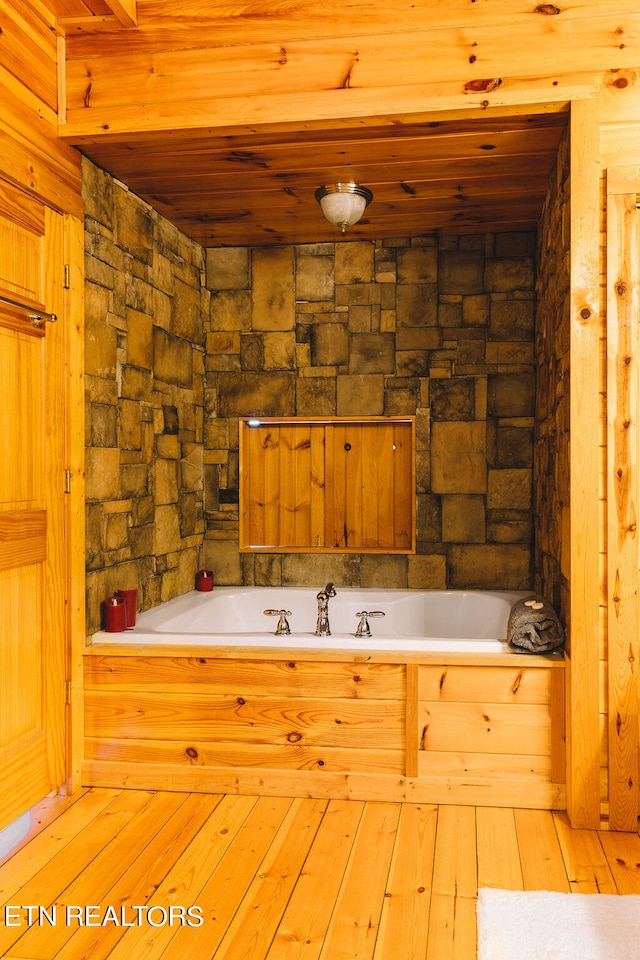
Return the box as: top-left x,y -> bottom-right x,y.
1,1 -> 59,111
84,655 -> 407,699
60,13 -> 640,136
418,751 -> 553,782
61,83 -> 580,148
60,1 -> 640,52
418,664 -> 551,704
81,760 -> 410,802
83,736 -> 406,775
567,97 -> 602,829
550,666 -> 567,786
83,690 -> 406,747
605,173 -> 640,831
0,76 -> 82,219
82,652 -> 564,807
405,663 -> 419,778
417,702 -> 552,757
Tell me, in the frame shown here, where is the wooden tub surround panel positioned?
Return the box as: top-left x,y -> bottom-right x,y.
83,649 -> 565,809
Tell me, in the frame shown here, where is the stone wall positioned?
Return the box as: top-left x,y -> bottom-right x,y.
204,234 -> 537,591
83,153 -> 540,618
84,159 -> 207,633
533,126 -> 571,621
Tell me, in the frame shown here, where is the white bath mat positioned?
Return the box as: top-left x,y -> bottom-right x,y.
476,888 -> 640,960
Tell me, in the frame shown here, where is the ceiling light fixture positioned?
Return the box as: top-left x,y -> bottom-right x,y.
314,182 -> 373,234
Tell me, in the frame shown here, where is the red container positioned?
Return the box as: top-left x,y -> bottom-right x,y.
103,596 -> 127,632
116,588 -> 138,628
196,570 -> 214,592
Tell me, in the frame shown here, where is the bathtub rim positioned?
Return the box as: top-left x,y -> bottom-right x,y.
83,637 -> 564,667
87,586 -> 564,664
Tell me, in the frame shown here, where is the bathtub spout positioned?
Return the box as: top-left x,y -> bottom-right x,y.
315,583 -> 336,636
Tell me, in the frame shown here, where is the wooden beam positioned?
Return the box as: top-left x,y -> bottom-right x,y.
104,0 -> 136,27
567,97 -> 602,829
606,173 -> 640,831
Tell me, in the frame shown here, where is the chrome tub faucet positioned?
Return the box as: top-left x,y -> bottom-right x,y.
315,582 -> 336,636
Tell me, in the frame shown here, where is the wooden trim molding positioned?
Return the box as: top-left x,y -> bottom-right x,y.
567,98 -> 602,829
605,171 -> 640,832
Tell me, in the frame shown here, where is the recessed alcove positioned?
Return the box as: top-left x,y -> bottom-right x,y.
81,99 -> 610,826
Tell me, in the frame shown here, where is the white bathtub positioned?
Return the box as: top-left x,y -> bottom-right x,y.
91,587 -> 531,653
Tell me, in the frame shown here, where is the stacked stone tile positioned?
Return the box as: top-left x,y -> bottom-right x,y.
205,234 -> 536,593
83,157 -> 540,629
534,125 -> 571,615
84,160 -> 207,632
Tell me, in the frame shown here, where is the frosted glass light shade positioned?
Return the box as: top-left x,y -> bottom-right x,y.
315,183 -> 373,234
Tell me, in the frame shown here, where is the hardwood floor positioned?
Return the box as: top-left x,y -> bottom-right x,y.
1,790 -> 640,959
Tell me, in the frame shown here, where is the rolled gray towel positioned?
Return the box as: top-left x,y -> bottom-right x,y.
507,595 -> 565,653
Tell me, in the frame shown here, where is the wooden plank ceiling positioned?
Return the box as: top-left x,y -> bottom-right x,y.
71,112 -> 568,248
48,0 -> 613,246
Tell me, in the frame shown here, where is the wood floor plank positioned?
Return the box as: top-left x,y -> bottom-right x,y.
431,806 -> 477,899
49,792 -> 222,960
159,795 -> 298,960
0,789 -> 90,869
373,802 -> 438,960
599,829 -> 640,894
208,798 -> 328,960
426,893 -> 477,960
265,799 -> 365,960
553,812 -> 617,893
10,791 -> 188,959
106,792 -> 258,960
0,788 -> 121,902
476,807 -> 523,890
0,790 -> 152,957
514,808 -> 570,892
319,801 -> 401,960
1,791 -> 634,960
427,805 -> 477,960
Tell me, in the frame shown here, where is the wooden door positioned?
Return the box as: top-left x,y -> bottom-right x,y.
0,183 -> 68,830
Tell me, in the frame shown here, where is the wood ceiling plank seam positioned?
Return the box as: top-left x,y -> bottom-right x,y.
70,110 -> 567,155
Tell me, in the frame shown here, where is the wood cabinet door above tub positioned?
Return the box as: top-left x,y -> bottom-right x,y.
239,417 -> 416,552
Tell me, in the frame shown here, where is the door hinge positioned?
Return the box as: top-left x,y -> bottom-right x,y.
65,680 -> 72,705
64,468 -> 71,494
64,264 -> 70,289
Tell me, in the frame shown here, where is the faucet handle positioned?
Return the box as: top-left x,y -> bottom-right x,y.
355,610 -> 385,637
263,609 -> 292,635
